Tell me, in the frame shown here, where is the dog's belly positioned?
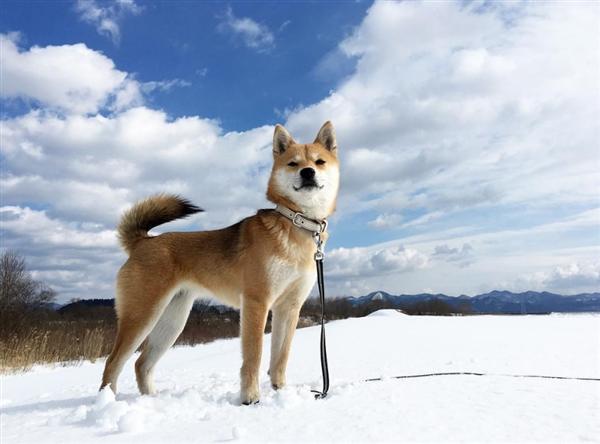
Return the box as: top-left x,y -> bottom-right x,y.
180,281 -> 242,308
178,257 -> 315,310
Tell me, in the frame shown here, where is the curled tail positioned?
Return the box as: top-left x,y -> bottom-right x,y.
118,194 -> 203,254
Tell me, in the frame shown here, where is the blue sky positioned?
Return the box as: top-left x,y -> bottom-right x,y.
1,1 -> 367,130
1,0 -> 599,301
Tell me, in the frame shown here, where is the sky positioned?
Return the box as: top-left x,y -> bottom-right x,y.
1,0 -> 599,302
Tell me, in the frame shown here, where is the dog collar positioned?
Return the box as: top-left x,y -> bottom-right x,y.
275,205 -> 328,234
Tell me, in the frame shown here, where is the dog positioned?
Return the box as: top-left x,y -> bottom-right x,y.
100,121 -> 339,404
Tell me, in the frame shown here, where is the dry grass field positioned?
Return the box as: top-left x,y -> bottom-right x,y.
0,311 -> 242,373
0,302 -> 327,373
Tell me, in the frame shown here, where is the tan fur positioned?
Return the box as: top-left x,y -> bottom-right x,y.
100,122 -> 339,404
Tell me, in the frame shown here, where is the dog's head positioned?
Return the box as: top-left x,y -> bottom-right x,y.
266,121 -> 340,220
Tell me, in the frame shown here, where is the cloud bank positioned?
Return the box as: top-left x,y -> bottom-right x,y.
2,1 -> 599,300
0,33 -> 141,114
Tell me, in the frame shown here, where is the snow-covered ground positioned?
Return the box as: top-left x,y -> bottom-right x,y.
2,311 -> 599,443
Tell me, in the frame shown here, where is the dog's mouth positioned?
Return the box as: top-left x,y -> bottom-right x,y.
293,181 -> 324,191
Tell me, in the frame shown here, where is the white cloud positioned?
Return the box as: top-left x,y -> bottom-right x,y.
2,1 -> 599,300
327,244 -> 428,279
400,211 -> 445,229
312,47 -> 356,82
1,102 -> 273,300
1,205 -> 122,301
506,262 -> 600,294
218,7 -> 274,52
1,206 -> 117,249
1,107 -> 273,227
543,263 -> 600,291
75,0 -> 142,44
286,0 -> 600,224
0,34 -> 141,114
111,78 -> 144,112
311,204 -> 600,297
433,243 -> 475,268
140,79 -> 192,94
368,213 -> 403,230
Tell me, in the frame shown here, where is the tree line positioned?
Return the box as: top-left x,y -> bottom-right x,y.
0,250 -> 468,372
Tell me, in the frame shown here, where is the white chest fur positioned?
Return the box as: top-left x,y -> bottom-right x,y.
266,256 -> 317,303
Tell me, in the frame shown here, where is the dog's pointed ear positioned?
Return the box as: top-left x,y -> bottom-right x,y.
314,121 -> 337,152
273,124 -> 295,155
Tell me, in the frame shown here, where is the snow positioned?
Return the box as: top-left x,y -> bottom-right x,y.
371,292 -> 384,301
366,308 -> 406,317
2,313 -> 599,443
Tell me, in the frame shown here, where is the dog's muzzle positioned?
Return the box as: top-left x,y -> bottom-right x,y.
294,168 -> 323,191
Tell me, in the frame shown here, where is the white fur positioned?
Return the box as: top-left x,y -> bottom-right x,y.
265,256 -> 316,302
265,257 -> 316,385
109,285 -> 186,393
181,280 -> 241,308
136,290 -> 195,394
274,166 -> 339,220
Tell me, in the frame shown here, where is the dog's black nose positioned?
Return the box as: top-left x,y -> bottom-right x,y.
300,168 -> 315,180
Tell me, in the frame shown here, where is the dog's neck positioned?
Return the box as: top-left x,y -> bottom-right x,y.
266,192 -> 334,221
274,204 -> 327,234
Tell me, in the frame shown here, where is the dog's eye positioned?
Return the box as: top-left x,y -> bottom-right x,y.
315,159 -> 326,165
287,162 -> 298,167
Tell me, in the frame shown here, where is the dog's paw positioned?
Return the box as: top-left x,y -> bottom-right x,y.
241,399 -> 260,406
240,395 -> 260,406
269,369 -> 286,390
240,387 -> 260,406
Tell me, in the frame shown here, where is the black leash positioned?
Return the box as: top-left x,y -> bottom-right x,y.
311,232 -> 329,399
364,371 -> 600,382
303,219 -> 599,399
274,206 -> 330,399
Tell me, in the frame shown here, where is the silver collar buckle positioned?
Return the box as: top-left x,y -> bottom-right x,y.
292,212 -> 304,228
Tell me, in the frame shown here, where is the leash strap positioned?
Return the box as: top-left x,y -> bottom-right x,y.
364,372 -> 600,382
311,233 -> 330,399
274,205 -> 330,399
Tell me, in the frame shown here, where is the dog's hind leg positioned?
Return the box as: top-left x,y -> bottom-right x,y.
100,280 -> 176,394
135,290 -> 195,395
101,317 -> 155,394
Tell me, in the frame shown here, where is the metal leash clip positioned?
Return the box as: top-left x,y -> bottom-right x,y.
313,232 -> 324,261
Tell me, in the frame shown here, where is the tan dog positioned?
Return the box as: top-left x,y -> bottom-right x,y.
100,122 -> 339,404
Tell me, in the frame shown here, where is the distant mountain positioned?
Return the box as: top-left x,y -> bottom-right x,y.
58,298 -> 114,312
348,290 -> 600,314
40,302 -> 63,311
57,298 -> 238,316
53,291 -> 600,315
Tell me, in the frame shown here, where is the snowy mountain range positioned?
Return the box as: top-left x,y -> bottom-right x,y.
56,290 -> 600,314
348,290 -> 600,314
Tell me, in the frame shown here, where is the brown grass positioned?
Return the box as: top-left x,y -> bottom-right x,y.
0,306 -> 320,374
5,294 -> 466,374
0,320 -> 115,373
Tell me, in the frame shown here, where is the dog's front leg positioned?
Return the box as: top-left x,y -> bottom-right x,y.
240,296 -> 269,405
269,300 -> 302,390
